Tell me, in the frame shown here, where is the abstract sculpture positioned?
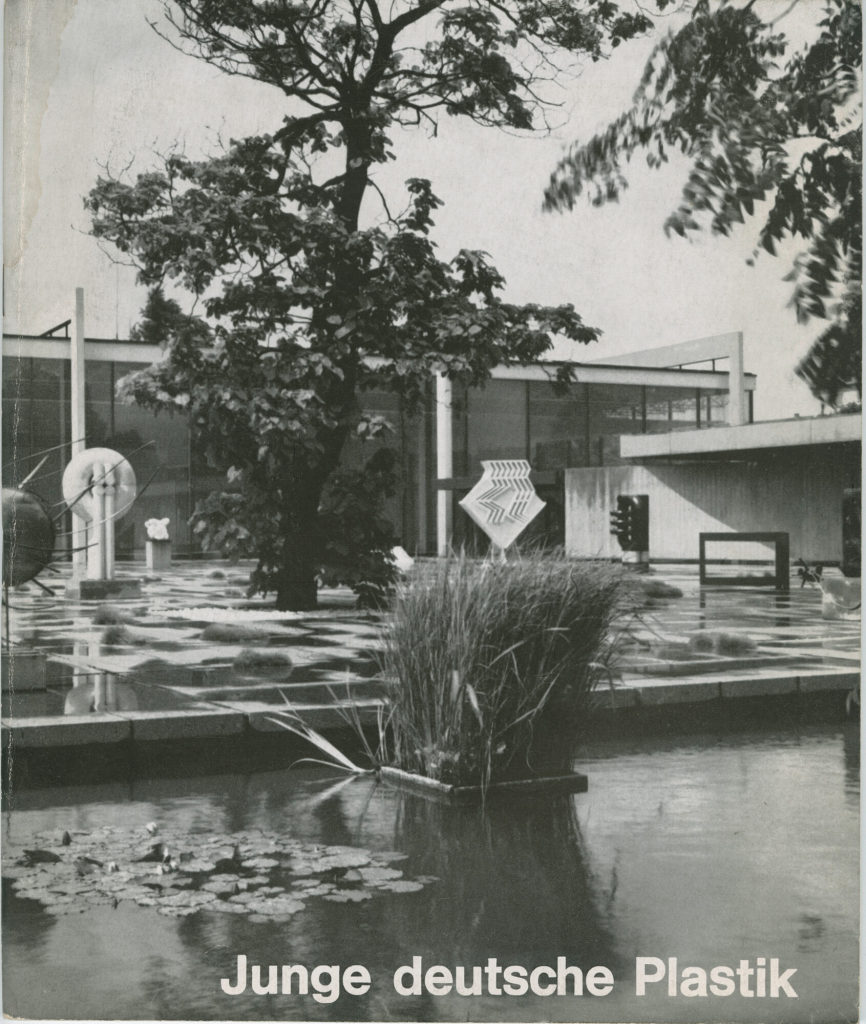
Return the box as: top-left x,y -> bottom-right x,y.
144,518 -> 170,541
61,447 -> 137,584
459,460 -> 546,554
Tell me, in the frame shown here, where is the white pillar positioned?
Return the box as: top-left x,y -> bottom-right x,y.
103,468 -> 116,580
87,461 -> 106,580
728,331 -> 747,425
71,289 -> 88,575
435,374 -> 453,556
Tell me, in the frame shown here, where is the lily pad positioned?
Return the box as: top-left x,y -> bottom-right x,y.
358,866 -> 403,883
323,890 -> 373,903
377,880 -> 424,893
244,857 -> 279,869
3,823 -> 432,922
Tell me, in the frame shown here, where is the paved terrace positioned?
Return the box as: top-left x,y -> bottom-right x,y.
1,561 -> 860,754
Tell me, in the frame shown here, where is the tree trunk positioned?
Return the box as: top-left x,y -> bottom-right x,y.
275,518 -> 320,611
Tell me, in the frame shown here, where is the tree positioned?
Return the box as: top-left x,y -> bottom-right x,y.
545,0 -> 862,408
87,0 -> 657,609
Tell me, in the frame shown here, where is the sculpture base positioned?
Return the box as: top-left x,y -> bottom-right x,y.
64,578 -> 142,601
146,539 -> 172,571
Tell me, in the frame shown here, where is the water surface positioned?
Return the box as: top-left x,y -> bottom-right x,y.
3,723 -> 858,1022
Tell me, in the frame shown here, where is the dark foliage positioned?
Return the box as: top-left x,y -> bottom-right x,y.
546,0 -> 862,407
87,1 -> 657,608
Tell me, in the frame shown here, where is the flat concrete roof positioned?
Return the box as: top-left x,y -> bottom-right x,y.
620,413 -> 862,460
4,333 -> 756,393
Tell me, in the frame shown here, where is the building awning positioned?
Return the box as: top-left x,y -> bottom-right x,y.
620,413 -> 862,461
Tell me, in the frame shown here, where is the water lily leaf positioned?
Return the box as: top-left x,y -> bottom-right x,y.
180,859 -> 217,872
285,860 -> 318,877
45,903 -> 87,916
292,884 -> 333,897
228,891 -> 257,904
357,866 -> 402,883
6,824 -> 428,921
323,890 -> 373,903
248,896 -> 305,915
314,851 -> 371,870
200,880 -> 237,895
244,856 -> 280,869
376,880 -> 424,893
158,905 -> 198,917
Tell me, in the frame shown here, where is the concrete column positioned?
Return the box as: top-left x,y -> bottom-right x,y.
435,373 -> 453,556
71,288 -> 88,574
728,331 -> 747,425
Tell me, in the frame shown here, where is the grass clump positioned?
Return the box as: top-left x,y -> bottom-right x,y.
377,552 -> 629,790
687,631 -> 757,656
100,624 -> 147,647
92,605 -> 136,625
233,648 -> 293,670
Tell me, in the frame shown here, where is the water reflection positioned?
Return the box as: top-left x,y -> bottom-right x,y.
2,726 -> 859,1023
387,795 -> 614,967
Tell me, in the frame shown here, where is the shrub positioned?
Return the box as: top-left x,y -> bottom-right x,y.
686,631 -> 757,656
376,552 -> 630,789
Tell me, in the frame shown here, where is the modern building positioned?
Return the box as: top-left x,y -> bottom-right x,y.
2,320 -> 860,566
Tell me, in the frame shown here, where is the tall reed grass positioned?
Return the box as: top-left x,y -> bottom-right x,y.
377,552 -> 630,789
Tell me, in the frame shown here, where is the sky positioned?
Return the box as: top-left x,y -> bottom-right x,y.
4,0 -> 835,420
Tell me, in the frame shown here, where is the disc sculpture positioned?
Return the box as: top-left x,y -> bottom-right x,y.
62,447 -> 138,596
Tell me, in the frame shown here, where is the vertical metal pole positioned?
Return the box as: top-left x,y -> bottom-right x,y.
435,374 -> 453,556
71,289 -> 88,575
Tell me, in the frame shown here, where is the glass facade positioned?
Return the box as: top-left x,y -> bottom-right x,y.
2,355 -> 221,557
2,347 -> 743,559
1,356 -> 434,558
452,377 -> 732,477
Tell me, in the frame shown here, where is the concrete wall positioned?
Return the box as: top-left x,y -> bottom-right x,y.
564,448 -> 860,563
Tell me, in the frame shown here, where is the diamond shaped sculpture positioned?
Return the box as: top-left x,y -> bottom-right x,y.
459,460 -> 546,550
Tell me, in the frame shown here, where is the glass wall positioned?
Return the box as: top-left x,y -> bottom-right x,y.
340,385 -> 434,555
2,356 -> 436,560
452,377 -> 734,479
2,352 -> 740,562
1,356 -> 208,558
2,355 -> 71,550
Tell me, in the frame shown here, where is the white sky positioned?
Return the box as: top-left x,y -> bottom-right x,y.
4,0 -> 832,419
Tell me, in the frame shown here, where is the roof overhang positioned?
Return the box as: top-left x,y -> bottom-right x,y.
2,334 -> 164,364
492,362 -> 756,392
620,413 -> 862,461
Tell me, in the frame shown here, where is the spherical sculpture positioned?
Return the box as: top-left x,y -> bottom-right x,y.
1,487 -> 56,587
61,448 -> 137,522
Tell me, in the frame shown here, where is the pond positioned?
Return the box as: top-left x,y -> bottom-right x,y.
2,722 -> 858,1023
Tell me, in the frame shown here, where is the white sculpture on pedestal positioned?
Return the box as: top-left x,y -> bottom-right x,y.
62,448 -> 137,581
145,518 -> 170,541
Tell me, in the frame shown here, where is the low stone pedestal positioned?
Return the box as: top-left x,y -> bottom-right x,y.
146,539 -> 172,571
64,577 -> 142,601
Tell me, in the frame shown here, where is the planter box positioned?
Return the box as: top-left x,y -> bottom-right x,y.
378,765 -> 587,803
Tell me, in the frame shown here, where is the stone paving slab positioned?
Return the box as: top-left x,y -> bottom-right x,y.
111,707 -> 247,741
0,560 -> 859,750
3,713 -> 132,748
